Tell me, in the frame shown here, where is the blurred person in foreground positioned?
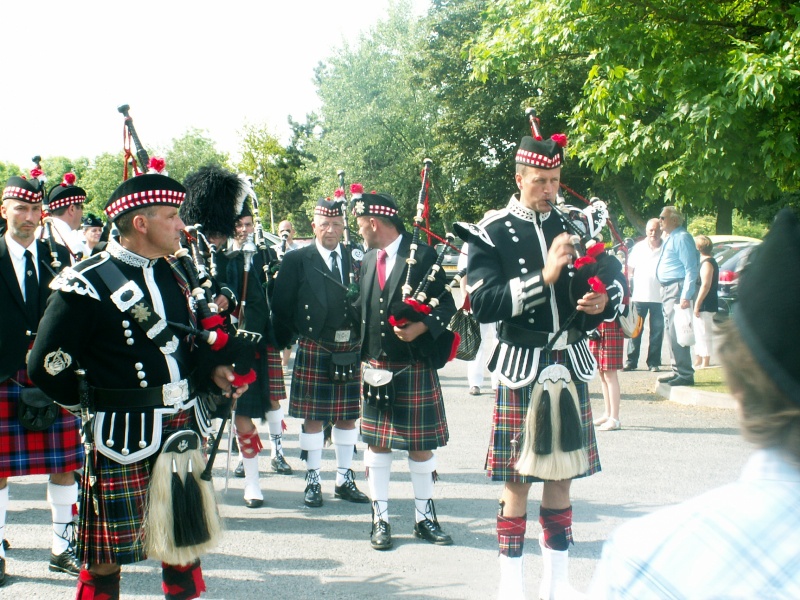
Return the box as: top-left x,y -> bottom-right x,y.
588,209 -> 800,599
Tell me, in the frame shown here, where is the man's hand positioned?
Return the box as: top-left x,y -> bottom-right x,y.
577,291 -> 608,315
214,294 -> 229,312
680,299 -> 690,310
212,365 -> 248,400
542,232 -> 577,285
394,320 -> 428,343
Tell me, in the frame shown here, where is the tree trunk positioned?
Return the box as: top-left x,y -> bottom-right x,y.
715,197 -> 733,234
613,182 -> 645,235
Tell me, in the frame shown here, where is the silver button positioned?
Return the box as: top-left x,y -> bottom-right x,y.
122,320 -> 130,327
512,236 -> 519,242
135,362 -> 143,370
140,381 -> 148,388
124,330 -> 133,338
126,339 -> 134,346
519,258 -> 526,264
521,268 -> 528,274
505,221 -> 512,226
509,228 -> 516,234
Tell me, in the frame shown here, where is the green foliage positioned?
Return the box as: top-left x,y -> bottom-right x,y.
81,153 -> 127,217
688,211 -> 767,239
164,128 -> 230,184
470,0 -> 800,227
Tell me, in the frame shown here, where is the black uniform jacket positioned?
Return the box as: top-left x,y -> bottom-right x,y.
271,242 -> 357,349
467,196 -> 625,387
0,237 -> 70,381
358,232 -> 456,364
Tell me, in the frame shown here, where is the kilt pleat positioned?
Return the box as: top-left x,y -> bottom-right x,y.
486,350 -> 600,482
589,320 -> 624,371
289,337 -> 361,421
360,358 -> 448,451
234,352 -> 271,419
77,409 -> 194,566
0,370 -> 84,478
267,344 -> 287,402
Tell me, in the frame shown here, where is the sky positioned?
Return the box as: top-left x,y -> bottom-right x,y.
1,0 -> 428,169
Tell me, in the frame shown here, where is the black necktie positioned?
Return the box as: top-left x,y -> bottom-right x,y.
24,249 -> 39,323
330,252 -> 342,284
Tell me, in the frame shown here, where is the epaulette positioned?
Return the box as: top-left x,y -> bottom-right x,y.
49,251 -> 109,300
452,221 -> 495,249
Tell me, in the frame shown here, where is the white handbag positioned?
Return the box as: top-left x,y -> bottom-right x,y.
674,306 -> 696,347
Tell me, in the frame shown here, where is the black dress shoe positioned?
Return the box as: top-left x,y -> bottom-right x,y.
370,520 -> 393,550
413,518 -> 453,546
658,373 -> 678,383
304,481 -> 323,508
334,469 -> 370,503
244,498 -> 264,509
667,376 -> 695,387
0,556 -> 6,586
271,454 -> 293,475
234,460 -> 245,478
622,364 -> 635,371
49,549 -> 81,576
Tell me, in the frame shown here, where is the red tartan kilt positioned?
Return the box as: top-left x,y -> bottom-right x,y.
266,345 -> 287,401
78,409 -> 194,566
289,337 -> 361,421
360,358 -> 448,451
486,350 -> 601,483
589,320 -> 625,371
0,370 -> 84,478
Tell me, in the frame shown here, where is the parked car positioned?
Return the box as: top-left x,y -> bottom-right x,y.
708,235 -> 761,321
434,239 -> 465,284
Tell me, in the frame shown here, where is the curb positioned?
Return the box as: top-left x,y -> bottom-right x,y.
655,381 -> 736,410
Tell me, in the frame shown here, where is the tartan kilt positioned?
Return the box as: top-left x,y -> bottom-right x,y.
0,369 -> 84,478
289,337 -> 361,421
77,409 -> 195,566
267,344 -> 287,402
360,357 -> 448,451
486,349 -> 600,483
589,320 -> 625,371
234,350 -> 271,419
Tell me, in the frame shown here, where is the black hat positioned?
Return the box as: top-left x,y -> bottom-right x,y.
238,199 -> 253,219
46,173 -> 86,211
104,173 -> 186,221
181,165 -> 247,238
82,213 -> 104,228
352,192 -> 403,229
3,176 -> 44,204
733,209 -> 800,405
315,197 -> 345,218
515,134 -> 567,169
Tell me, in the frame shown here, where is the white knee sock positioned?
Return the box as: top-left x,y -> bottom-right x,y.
48,481 -> 78,555
267,408 -> 285,458
365,449 -> 392,523
332,426 -> 358,486
0,485 -> 8,558
300,431 -> 324,473
408,455 -> 436,523
243,456 -> 263,501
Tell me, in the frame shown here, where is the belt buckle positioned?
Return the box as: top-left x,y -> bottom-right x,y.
334,329 -> 351,343
162,380 -> 189,407
548,331 -> 568,351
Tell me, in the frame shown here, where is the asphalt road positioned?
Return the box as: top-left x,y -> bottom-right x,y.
1,350 -> 748,599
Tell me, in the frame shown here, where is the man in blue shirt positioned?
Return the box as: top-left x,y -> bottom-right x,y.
655,206 -> 699,386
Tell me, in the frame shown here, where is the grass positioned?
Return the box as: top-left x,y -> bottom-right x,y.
693,366 -> 731,394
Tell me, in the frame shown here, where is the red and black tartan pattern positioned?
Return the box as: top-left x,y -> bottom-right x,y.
360,357 -> 449,451
77,410 -> 194,566
497,514 -> 527,558
540,505 -> 573,550
0,368 -> 84,477
266,344 -> 287,402
288,337 -> 361,421
589,320 -> 625,371
485,350 -> 600,482
162,560 -> 205,600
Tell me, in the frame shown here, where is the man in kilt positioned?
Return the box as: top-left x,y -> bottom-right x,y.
465,134 -> 625,599
0,175 -> 82,584
29,170 -> 249,600
354,193 -> 457,551
225,200 -> 294,508
272,198 -> 368,508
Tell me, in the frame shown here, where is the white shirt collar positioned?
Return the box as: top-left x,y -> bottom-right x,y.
4,232 -> 38,262
381,233 -> 403,258
315,239 -> 341,262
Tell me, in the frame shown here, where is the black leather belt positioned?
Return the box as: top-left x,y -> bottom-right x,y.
91,380 -> 193,411
497,323 -> 584,348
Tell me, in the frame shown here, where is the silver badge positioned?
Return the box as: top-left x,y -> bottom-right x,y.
44,349 -> 73,376
351,248 -> 364,261
334,329 -> 351,343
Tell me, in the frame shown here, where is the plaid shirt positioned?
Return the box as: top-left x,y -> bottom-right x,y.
588,448 -> 800,599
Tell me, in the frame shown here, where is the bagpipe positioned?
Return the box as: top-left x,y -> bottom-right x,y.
386,159 -> 463,369
28,155 -> 65,270
334,170 -> 365,299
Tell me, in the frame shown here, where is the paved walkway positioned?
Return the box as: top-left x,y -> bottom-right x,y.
1,357 -> 749,599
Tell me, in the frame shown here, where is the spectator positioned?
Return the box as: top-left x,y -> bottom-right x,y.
591,320 -> 624,431
588,209 -> 800,599
693,234 -> 719,369
623,218 -> 664,372
655,206 -> 699,387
